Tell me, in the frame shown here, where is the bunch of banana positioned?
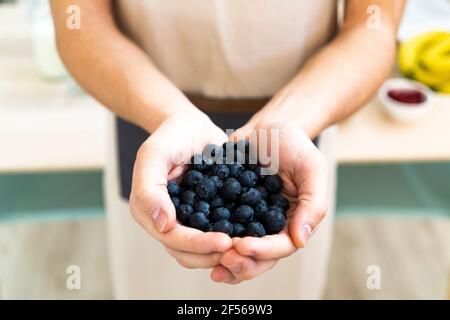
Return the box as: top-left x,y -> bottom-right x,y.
398,31 -> 450,94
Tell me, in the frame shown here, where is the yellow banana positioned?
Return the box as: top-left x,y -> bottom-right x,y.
398,31 -> 449,77
435,80 -> 450,94
413,63 -> 450,87
420,34 -> 450,74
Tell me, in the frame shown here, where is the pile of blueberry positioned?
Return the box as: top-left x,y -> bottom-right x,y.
168,141 -> 288,237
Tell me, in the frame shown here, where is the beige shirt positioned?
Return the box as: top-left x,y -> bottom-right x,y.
115,0 -> 337,98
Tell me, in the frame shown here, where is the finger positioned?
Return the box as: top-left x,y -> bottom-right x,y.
219,249 -> 278,282
154,223 -> 233,254
210,265 -> 241,284
290,151 -> 329,248
131,140 -> 176,234
166,247 -> 223,269
234,231 -> 297,260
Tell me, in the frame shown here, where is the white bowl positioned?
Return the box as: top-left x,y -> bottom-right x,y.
378,78 -> 434,123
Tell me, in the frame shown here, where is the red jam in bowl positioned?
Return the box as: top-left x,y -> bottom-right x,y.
387,88 -> 427,105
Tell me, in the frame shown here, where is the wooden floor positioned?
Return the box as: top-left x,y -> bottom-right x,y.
0,216 -> 448,299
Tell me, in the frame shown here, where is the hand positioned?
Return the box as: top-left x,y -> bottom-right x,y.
211,119 -> 329,284
130,110 -> 232,269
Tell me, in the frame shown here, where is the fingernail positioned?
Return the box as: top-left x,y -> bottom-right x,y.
301,224 -> 312,245
152,209 -> 166,232
229,264 -> 242,274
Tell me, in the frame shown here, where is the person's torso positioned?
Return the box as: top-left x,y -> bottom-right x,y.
114,0 -> 338,98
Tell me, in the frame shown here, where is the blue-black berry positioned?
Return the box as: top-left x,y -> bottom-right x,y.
212,220 -> 233,235
190,212 -> 210,231
171,197 -> 181,209
195,177 -> 217,200
246,222 -> 266,237
210,207 -> 231,223
211,164 -> 229,179
209,195 -> 225,209
227,163 -> 244,178
264,174 -> 283,193
254,199 -> 269,220
231,223 -> 246,237
194,201 -> 210,215
239,170 -> 258,187
167,181 -> 181,197
270,194 -> 289,211
180,190 -> 197,206
221,178 -> 242,201
190,154 -> 211,172
231,205 -> 254,224
256,186 -> 269,200
261,210 -> 286,235
269,205 -> 285,215
182,170 -> 204,189
176,204 -> 193,225
209,175 -> 224,189
240,188 -> 262,206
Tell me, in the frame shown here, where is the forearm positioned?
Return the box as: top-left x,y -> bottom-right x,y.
258,0 -> 405,139
269,27 -> 396,138
50,0 -> 197,133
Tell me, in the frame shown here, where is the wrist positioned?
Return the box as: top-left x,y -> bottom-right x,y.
254,94 -> 331,139
140,99 -> 205,133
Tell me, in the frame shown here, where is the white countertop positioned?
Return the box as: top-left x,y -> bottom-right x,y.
1,3 -> 450,173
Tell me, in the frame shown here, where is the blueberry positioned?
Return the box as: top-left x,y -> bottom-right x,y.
195,178 -> 217,200
171,197 -> 181,209
190,154 -> 211,172
253,167 -> 266,183
206,224 -> 214,232
211,164 -> 229,179
232,223 -> 246,237
182,170 -> 204,189
221,178 -> 242,201
224,201 -> 237,212
254,199 -> 269,220
212,220 -> 233,235
231,205 -> 254,224
261,211 -> 286,235
180,190 -> 197,206
246,222 -> 266,237
256,186 -> 269,200
209,175 -> 224,189
190,212 -> 210,231
239,170 -> 258,188
209,195 -> 225,209
270,194 -> 289,211
227,163 -> 244,178
264,175 -> 283,193
167,181 -> 181,197
240,188 -> 262,206
210,207 -> 231,223
176,204 -> 193,225
194,201 -> 210,215
269,206 -> 285,215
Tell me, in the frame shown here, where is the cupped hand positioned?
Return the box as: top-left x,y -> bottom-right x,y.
211,119 -> 329,284
129,110 -> 232,269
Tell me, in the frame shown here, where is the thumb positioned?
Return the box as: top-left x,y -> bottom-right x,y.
131,142 -> 177,234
